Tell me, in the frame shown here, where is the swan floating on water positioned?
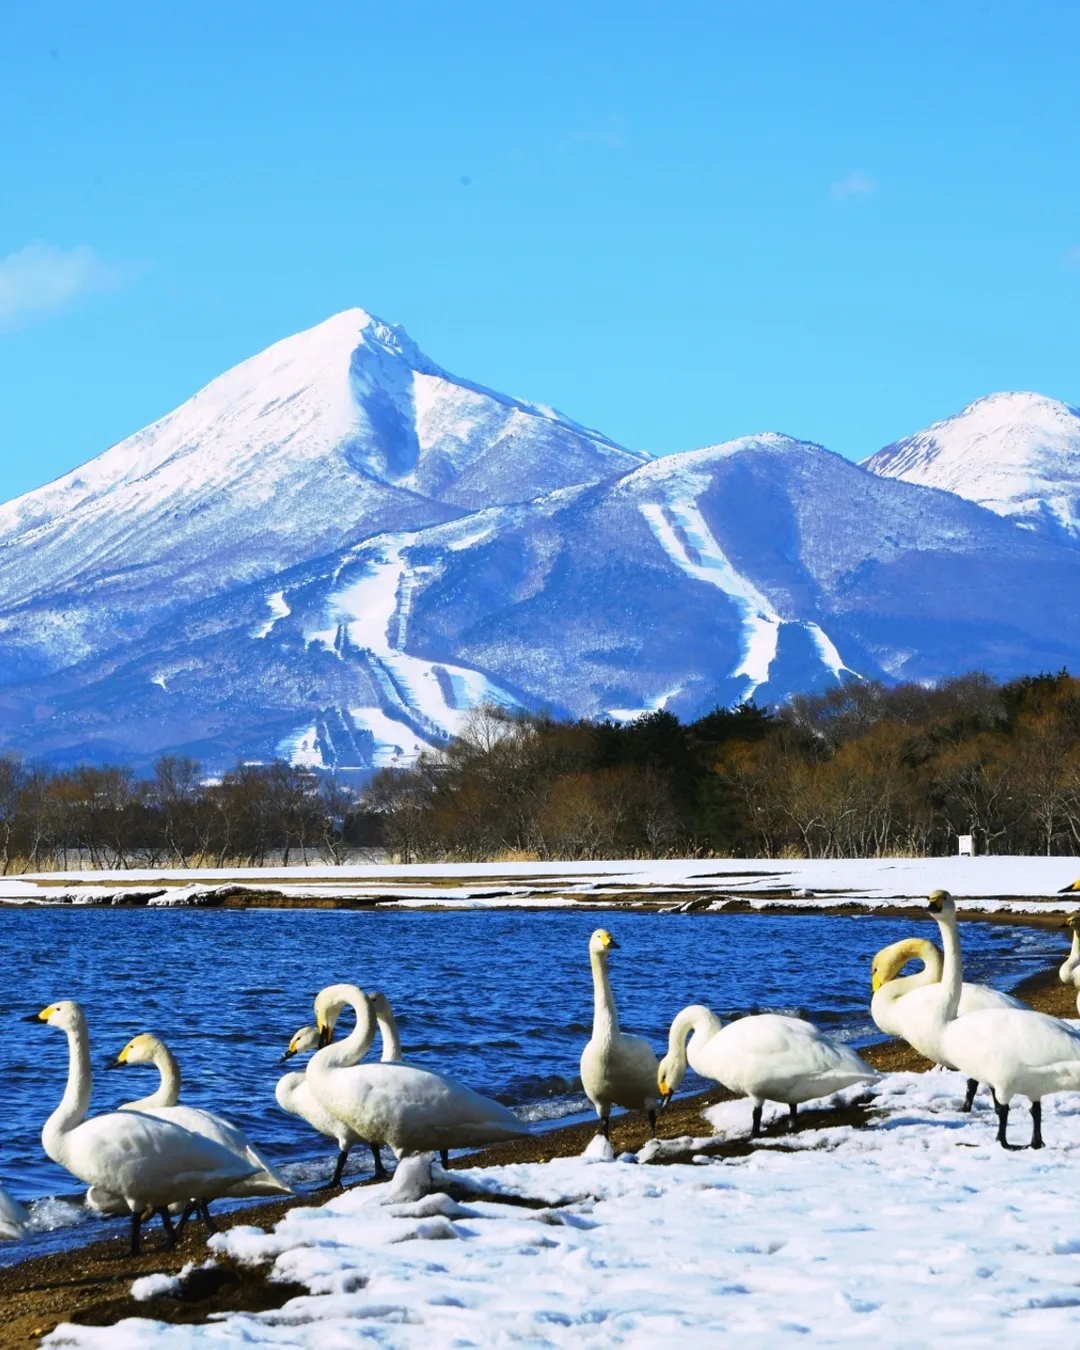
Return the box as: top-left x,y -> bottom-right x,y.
580,929 -> 660,1139
27,1002 -> 259,1253
926,890 -> 1080,1148
306,984 -> 529,1159
0,1185 -> 29,1241
871,935 -> 1024,1110
658,1005 -> 876,1134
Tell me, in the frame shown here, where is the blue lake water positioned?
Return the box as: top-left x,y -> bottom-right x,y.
0,906 -> 1066,1260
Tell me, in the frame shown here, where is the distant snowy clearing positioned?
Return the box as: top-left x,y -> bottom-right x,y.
46,1071 -> 1080,1347
5,855 -> 1080,913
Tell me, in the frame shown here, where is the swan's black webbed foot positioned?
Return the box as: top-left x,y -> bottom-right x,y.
330,1146 -> 350,1188
1031,1100 -> 1044,1149
648,1108 -> 658,1139
371,1143 -> 389,1179
961,1078 -> 979,1113
788,1103 -> 798,1133
751,1105 -> 763,1137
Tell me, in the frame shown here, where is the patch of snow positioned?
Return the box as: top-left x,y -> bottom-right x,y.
251,590 -> 291,639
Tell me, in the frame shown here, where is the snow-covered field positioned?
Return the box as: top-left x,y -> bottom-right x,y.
45,1071 -> 1080,1347
5,855 -> 1080,913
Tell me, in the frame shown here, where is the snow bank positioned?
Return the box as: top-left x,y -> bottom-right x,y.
43,1069 -> 1080,1347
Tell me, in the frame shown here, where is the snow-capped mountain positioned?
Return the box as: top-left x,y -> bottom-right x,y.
6,432 -> 1080,774
0,309 -> 644,680
1,314 -> 1078,776
863,392 -> 1080,540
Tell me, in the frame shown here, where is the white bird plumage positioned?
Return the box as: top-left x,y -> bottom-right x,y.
306,984 -> 529,1159
925,889 -> 1080,1148
658,1004 -> 876,1135
871,935 -> 1024,1110
276,990 -> 402,1184
579,929 -> 660,1138
0,1185 -> 29,1241
30,1001 -> 260,1253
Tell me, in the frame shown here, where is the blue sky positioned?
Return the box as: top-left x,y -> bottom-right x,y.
1,1 -> 1078,499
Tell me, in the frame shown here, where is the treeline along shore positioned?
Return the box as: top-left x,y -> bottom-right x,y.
2,669 -> 1080,870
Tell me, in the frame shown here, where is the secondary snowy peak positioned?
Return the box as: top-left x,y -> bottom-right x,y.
863,392 -> 1080,539
0,307 -> 644,673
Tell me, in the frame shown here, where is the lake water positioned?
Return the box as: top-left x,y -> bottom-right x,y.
0,906 -> 1066,1260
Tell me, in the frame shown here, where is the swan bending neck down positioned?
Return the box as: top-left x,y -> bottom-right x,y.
927,890 -> 1080,1148
306,984 -> 528,1160
28,1003 -> 259,1254
870,937 -> 1024,1113
579,929 -> 660,1139
658,1004 -> 876,1136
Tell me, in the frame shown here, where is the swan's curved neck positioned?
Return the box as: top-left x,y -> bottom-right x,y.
590,949 -> 620,1038
377,1009 -> 402,1063
125,1042 -> 181,1110
45,1018 -> 93,1150
665,1004 -> 720,1078
881,939 -> 943,1000
931,910 -> 964,1026
1062,928 -> 1080,980
310,989 -> 376,1077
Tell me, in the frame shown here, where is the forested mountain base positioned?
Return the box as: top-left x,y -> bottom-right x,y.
1,671 -> 1079,868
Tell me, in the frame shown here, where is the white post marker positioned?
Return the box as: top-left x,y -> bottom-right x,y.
957,834 -> 974,857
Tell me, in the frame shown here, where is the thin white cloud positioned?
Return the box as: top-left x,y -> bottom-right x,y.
0,241 -> 132,329
830,171 -> 877,203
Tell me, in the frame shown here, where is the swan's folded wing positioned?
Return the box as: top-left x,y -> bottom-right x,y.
0,1186 -> 28,1239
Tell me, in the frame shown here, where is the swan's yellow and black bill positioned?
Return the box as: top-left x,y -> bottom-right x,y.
927,890 -> 947,913
597,930 -> 619,950
102,1057 -> 123,1071
871,970 -> 883,993
316,1022 -> 335,1049
1063,913 -> 1080,928
1059,879 -> 1080,893
24,1005 -> 57,1023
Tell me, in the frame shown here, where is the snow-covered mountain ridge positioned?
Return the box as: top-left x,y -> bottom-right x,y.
863,391 -> 1080,540
0,314 -> 1077,774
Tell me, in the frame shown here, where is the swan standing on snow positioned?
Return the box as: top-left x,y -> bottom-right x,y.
580,929 -> 660,1138
926,890 -> 1080,1148
27,1002 -> 259,1253
306,984 -> 529,1159
97,1033 -> 291,1226
0,1185 -> 28,1241
658,1005 -> 876,1135
1059,915 -> 1080,1008
871,936 -> 1025,1111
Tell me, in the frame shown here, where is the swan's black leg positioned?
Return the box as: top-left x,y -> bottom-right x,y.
174,1201 -> 196,1238
1031,1099 -> 1044,1150
198,1199 -> 217,1232
370,1142 -> 388,1179
130,1210 -> 142,1257
330,1146 -> 350,1188
961,1078 -> 979,1113
992,1090 -> 1011,1148
648,1108 -> 657,1139
439,1148 -> 449,1169
156,1207 -> 177,1249
788,1103 -> 798,1133
751,1104 -> 763,1137
600,1114 -> 611,1140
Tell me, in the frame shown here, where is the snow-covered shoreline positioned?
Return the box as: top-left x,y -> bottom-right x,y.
4,855 -> 1080,916
42,1071 -> 1080,1347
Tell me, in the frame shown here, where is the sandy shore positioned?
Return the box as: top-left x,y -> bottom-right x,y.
1,948 -> 1074,1348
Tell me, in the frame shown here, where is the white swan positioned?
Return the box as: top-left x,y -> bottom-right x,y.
1059,915 -> 1080,994
277,1023 -> 374,1184
369,991 -> 403,1063
579,929 -> 660,1138
94,1033 -> 291,1226
27,1002 -> 259,1253
658,1005 -> 876,1135
871,936 -> 1025,1110
0,1185 -> 29,1241
306,984 -> 529,1159
926,890 -> 1080,1148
